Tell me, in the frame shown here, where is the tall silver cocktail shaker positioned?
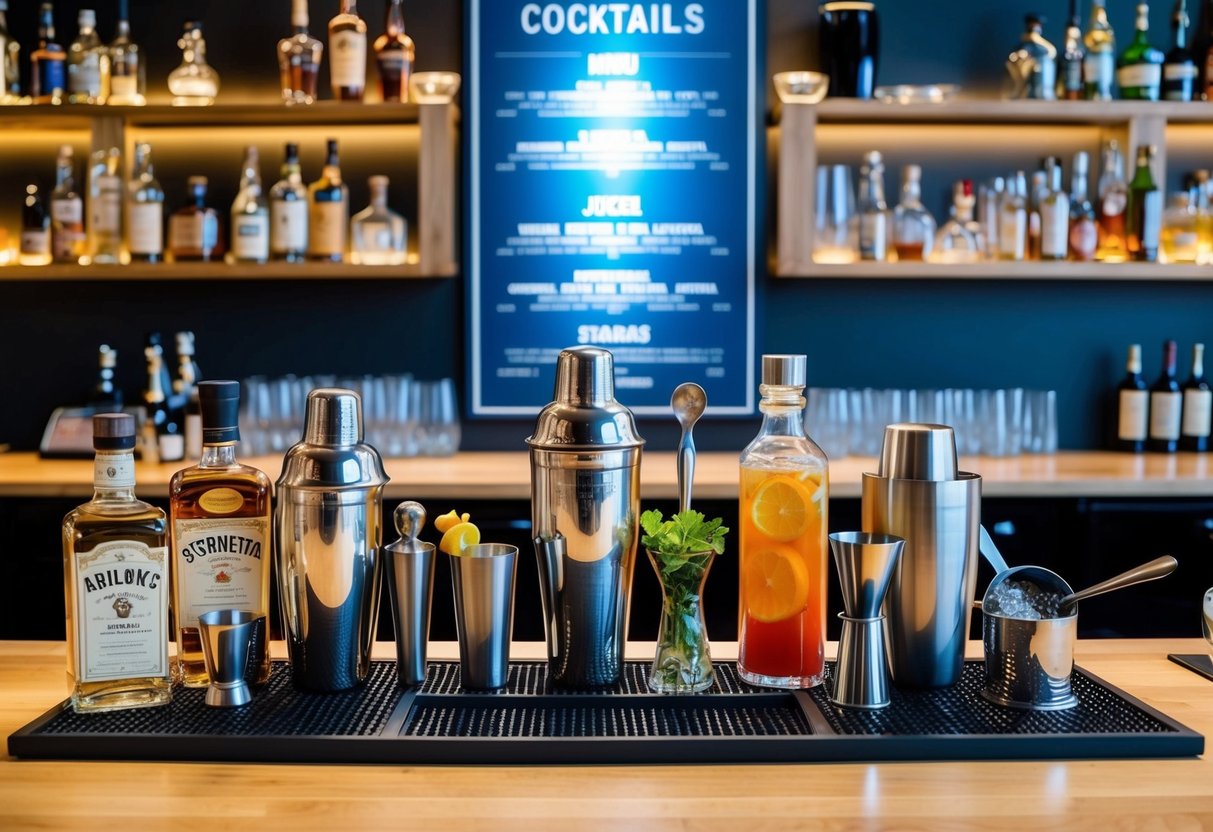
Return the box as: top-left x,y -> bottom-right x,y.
276,388 -> 389,691
861,424 -> 981,688
528,347 -> 644,688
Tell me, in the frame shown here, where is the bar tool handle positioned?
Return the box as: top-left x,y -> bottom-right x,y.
677,432 -> 695,514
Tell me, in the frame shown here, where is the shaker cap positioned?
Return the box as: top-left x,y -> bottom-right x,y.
304,388 -> 363,446
878,423 -> 959,481
277,387 -> 389,490
761,354 -> 807,387
527,346 -> 644,450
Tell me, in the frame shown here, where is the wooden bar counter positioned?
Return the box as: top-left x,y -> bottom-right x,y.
2,639 -> 1212,830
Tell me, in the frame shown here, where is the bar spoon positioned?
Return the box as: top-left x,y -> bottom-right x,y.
671,383 -> 706,513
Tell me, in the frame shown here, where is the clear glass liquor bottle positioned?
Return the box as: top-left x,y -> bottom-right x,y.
1040,158 -> 1071,261
1164,0 -> 1198,100
933,180 -> 981,263
329,0 -> 368,102
50,144 -> 85,264
20,185 -> 52,266
980,176 -> 1005,259
169,381 -> 272,688
374,0 -> 414,103
168,21 -> 219,106
1160,188 -> 1200,262
62,413 -> 171,713
1096,140 -> 1130,261
998,171 -> 1028,261
1126,144 -> 1162,261
230,146 -> 270,264
1068,151 -> 1099,261
857,150 -> 890,261
87,146 -> 123,264
1085,0 -> 1117,98
0,0 -> 19,103
1118,3 -> 1165,99
1059,0 -> 1085,99
67,8 -> 103,104
892,164 -> 936,261
127,142 -> 163,263
307,139 -> 348,262
1194,169 -> 1213,263
279,0 -> 322,105
104,0 -> 145,106
31,2 -> 66,105
351,175 -> 407,264
168,176 -> 224,262
270,142 -> 308,262
1006,14 -> 1057,99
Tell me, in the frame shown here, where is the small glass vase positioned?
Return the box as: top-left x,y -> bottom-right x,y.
647,547 -> 715,693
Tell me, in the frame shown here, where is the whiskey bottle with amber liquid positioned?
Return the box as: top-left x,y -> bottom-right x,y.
169,381 -> 272,687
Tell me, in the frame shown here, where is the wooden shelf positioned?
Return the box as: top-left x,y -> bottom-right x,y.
809,98 -> 1213,126
0,101 -> 425,129
775,260 -> 1213,281
0,261 -> 455,281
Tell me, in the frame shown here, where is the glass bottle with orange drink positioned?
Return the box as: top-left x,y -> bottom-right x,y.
738,354 -> 828,688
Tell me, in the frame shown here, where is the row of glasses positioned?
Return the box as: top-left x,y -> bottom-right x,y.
806,387 -> 1058,459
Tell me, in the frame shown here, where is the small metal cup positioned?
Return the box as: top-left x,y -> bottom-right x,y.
385,538 -> 437,688
198,609 -> 259,708
832,613 -> 893,709
449,544 -> 518,691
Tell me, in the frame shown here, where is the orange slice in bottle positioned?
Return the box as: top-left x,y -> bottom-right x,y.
742,545 -> 811,623
751,475 -> 816,542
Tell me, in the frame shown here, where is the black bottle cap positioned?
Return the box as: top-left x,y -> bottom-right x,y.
198,380 -> 241,445
93,413 -> 136,451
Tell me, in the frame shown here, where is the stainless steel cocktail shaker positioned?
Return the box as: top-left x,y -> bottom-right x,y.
276,388 -> 389,691
528,347 -> 644,688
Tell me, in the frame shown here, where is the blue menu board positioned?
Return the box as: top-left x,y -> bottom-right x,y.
466,0 -> 761,416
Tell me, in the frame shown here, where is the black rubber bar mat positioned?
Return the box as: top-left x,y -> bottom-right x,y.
8,660 -> 1203,764
1168,654 -> 1213,683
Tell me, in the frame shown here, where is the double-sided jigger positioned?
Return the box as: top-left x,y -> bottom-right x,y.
829,531 -> 906,709
198,609 -> 259,708
384,501 -> 437,688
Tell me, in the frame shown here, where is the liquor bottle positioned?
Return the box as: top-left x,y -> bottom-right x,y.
67,8 -> 103,104
278,0 -> 322,105
737,355 -> 828,689
168,21 -> 219,106
126,142 -> 163,263
328,0 -> 368,102
1069,151 -> 1099,261
1006,14 -> 1057,99
1164,0 -> 1198,99
933,180 -> 981,263
105,0 -> 145,106
1149,340 -> 1183,453
1060,0 -> 1086,99
1084,0 -> 1117,98
1096,140 -> 1129,261
857,150 -> 889,261
89,344 -> 122,411
87,147 -> 123,264
168,176 -> 224,262
168,381 -> 272,688
19,185 -> 52,266
145,332 -> 175,406
62,413 -> 171,713
980,176 -> 1005,259
173,332 -> 202,460
270,142 -> 308,262
307,139 -> 348,262
1116,344 -> 1149,452
892,165 -> 935,261
1118,3 -> 1165,99
230,147 -> 270,264
0,0 -> 18,101
1028,168 -> 1048,260
1127,144 -> 1162,262
998,171 -> 1028,261
351,175 -> 407,264
1202,0 -> 1213,97
31,3 -> 66,105
1161,184 -> 1200,262
1194,169 -> 1213,263
142,346 -> 183,464
1181,343 -> 1211,451
50,145 -> 84,264
1040,158 -> 1071,261
960,179 -> 987,251
374,0 -> 414,103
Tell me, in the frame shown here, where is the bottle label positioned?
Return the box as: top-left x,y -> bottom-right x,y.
172,516 -> 270,626
74,540 -> 169,683
110,75 -> 138,98
1119,389 -> 1149,441
308,200 -> 347,256
198,488 -> 245,515
271,200 -> 308,253
998,211 -> 1026,258
38,59 -> 66,95
859,213 -> 887,260
52,197 -> 83,225
1182,389 -> 1212,438
233,214 -> 270,260
1084,53 -> 1114,89
1064,58 -> 1083,91
169,214 -> 204,251
329,30 -> 367,89
94,452 -> 136,489
1164,63 -> 1198,81
1069,218 -> 1098,259
185,414 -> 203,460
1117,63 -> 1161,91
127,202 -> 163,255
158,432 -> 185,462
92,175 -> 122,234
1149,390 -> 1182,440
69,55 -> 102,95
1041,204 -> 1069,257
20,229 -> 50,256
359,220 -> 392,251
378,52 -> 407,71
1101,190 -> 1127,219
1142,190 -> 1162,248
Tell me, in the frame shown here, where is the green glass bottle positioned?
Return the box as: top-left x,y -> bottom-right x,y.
1126,144 -> 1162,262
1118,2 -> 1165,99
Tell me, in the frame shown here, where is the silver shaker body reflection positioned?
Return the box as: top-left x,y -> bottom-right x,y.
275,389 -> 389,692
528,347 -> 643,688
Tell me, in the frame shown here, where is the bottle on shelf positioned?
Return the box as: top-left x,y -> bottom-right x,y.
50,145 -> 84,264
1059,0 -> 1085,100
105,0 -> 145,106
350,175 -> 407,265
1164,0 -> 1198,100
168,21 -> 219,107
19,185 -> 52,266
87,146 -> 123,265
857,150 -> 889,262
1202,0 -> 1213,98
1040,158 -> 1071,262
62,413 -> 171,714
1118,3 -> 1165,100
67,8 -> 103,104
168,176 -> 224,262
1006,14 -> 1057,99
31,2 -> 66,105
1126,144 -> 1162,262
998,170 -> 1028,262
979,176 -> 1004,259
126,142 -> 163,264
307,139 -> 349,262
142,345 -> 183,464
374,0 -> 414,103
1116,344 -> 1149,453
933,180 -> 982,264
1194,169 -> 1213,263
168,380 -> 273,688
145,332 -> 174,404
1028,168 -> 1048,260
1182,343 -> 1211,452
230,147 -> 270,265
892,164 -> 935,261
90,344 -> 122,412
1069,151 -> 1099,261
172,332 -> 203,461
1096,140 -> 1129,262
1149,340 -> 1183,453
1161,184 -> 1200,263
279,0 -> 323,105
328,0 -> 368,102
1084,0 -> 1117,99
270,142 -> 308,262
0,0 -> 19,102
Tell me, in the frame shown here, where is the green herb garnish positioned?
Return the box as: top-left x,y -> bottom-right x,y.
640,509 -> 729,557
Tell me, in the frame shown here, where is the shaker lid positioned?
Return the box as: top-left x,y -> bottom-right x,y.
527,346 -> 645,450
878,423 -> 959,481
277,387 -> 389,489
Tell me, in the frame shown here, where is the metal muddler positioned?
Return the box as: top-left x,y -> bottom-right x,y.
384,501 -> 437,688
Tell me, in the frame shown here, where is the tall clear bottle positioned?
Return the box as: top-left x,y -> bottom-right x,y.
270,142 -> 308,262
126,142 -> 163,263
50,144 -> 85,264
230,146 -> 269,264
738,355 -> 828,690
88,146 -> 123,264
998,171 -> 1028,261
67,8 -> 103,104
857,150 -> 890,262
105,0 -> 145,106
328,0 -> 367,101
1085,0 -> 1117,99
1040,158 -> 1071,261
1069,151 -> 1099,261
892,164 -> 936,261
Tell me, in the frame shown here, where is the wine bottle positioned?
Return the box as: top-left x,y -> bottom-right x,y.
1181,343 -> 1211,452
1116,344 -> 1149,453
1118,3 -> 1165,100
1164,0 -> 1198,100
1148,340 -> 1182,453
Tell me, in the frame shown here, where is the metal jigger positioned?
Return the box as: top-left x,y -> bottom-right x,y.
829,532 -> 905,709
197,609 -> 259,708
384,501 -> 437,688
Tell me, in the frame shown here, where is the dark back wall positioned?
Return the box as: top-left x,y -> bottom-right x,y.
2,1 -> 1210,455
